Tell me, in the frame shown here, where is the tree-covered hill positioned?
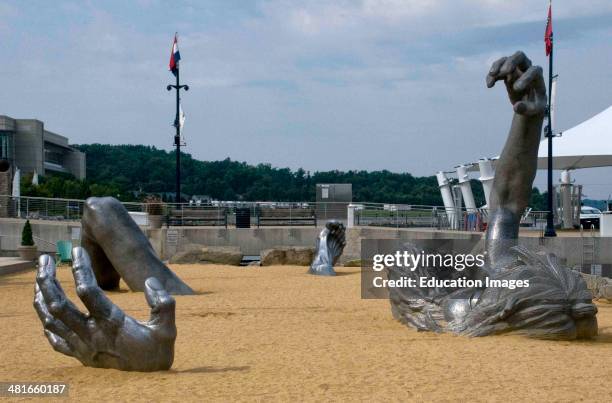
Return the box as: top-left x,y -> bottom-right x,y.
21,143 -> 556,209
74,144 -> 457,205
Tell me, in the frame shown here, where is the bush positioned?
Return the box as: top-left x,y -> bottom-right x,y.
21,220 -> 34,246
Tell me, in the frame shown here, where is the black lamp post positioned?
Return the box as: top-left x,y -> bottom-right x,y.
544,31 -> 557,237
167,70 -> 188,203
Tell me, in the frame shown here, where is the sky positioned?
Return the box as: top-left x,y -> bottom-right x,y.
1,0 -> 612,198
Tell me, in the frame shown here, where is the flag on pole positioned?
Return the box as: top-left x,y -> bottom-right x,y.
544,1 -> 553,56
12,168 -> 20,198
179,102 -> 186,135
550,75 -> 558,131
169,33 -> 181,76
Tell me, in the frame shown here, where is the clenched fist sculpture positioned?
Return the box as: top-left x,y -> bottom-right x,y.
33,248 -> 177,371
309,220 -> 347,276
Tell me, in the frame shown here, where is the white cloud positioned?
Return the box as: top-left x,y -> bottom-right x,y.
1,0 -> 611,197
0,3 -> 17,33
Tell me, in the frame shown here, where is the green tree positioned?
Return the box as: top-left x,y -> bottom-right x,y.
21,220 -> 34,246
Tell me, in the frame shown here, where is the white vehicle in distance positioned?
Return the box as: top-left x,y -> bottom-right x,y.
580,206 -> 602,229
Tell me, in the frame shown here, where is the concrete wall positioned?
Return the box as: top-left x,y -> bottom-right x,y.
44,130 -> 86,179
14,119 -> 44,175
0,218 -> 81,255
0,116 -> 16,132
63,149 -> 86,179
154,226 -> 321,260
0,170 -> 11,216
44,130 -> 70,148
0,218 -> 610,276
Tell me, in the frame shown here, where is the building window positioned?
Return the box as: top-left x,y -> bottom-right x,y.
0,131 -> 13,161
44,145 -> 64,166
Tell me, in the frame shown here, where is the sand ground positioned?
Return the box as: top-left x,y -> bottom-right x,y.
0,264 -> 611,402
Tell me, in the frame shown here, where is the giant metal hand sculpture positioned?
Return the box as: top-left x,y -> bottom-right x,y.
81,197 -> 193,295
309,220 -> 346,276
33,248 -> 177,371
388,51 -> 598,340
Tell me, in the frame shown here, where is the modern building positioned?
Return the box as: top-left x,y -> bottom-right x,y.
0,115 -> 85,179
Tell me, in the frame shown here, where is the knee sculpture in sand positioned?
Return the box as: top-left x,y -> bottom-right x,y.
81,197 -> 193,295
309,220 -> 346,276
389,51 -> 598,340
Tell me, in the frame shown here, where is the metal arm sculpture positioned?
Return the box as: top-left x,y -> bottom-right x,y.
33,248 -> 177,371
309,220 -> 347,276
81,197 -> 193,295
388,51 -> 598,340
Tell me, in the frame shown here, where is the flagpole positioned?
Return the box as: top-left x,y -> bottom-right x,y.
167,34 -> 188,204
544,3 -> 556,237
175,68 -> 181,203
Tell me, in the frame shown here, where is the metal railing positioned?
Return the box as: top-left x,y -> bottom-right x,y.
0,196 -> 351,226
352,203 -> 488,231
0,195 -> 144,221
0,195 -> 551,232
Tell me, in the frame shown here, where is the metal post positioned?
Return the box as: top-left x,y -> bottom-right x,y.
167,68 -> 189,204
175,70 -> 181,203
544,31 -> 557,237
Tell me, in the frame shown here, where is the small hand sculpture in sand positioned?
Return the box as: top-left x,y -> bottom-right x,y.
310,220 -> 347,276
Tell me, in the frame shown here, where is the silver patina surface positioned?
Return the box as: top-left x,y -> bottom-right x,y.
389,51 -> 598,340
309,220 -> 346,276
33,249 -> 177,371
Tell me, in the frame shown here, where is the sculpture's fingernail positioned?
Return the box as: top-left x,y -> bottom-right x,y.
146,277 -> 163,291
38,255 -> 49,266
72,247 -> 83,260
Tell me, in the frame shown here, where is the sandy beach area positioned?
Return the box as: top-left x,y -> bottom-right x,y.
1,264 -> 611,402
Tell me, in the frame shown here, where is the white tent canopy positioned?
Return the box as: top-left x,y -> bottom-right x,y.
537,105 -> 612,170
467,105 -> 612,172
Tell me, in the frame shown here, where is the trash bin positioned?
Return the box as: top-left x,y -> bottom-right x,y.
56,240 -> 73,263
235,208 -> 251,229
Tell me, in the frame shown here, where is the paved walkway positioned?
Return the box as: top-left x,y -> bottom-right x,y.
0,257 -> 35,276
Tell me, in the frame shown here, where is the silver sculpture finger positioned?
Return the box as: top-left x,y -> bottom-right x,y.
33,248 -> 177,371
81,196 -> 193,295
309,220 -> 346,276
389,51 -> 598,340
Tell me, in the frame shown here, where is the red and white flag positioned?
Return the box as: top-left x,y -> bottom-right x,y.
544,2 -> 553,56
169,33 -> 181,76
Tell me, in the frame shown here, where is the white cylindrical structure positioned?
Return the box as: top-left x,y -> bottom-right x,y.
437,171 -> 455,211
560,170 -> 573,229
478,158 -> 495,208
456,165 -> 476,212
437,171 -> 457,229
452,185 -> 463,230
560,169 -> 571,185
347,204 -> 356,228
